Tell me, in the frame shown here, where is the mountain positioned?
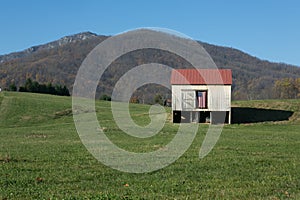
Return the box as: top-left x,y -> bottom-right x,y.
0,32 -> 98,63
0,31 -> 300,102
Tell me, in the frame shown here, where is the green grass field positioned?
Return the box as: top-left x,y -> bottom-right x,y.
1,91 -> 300,199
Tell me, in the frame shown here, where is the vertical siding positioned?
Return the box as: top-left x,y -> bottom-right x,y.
207,85 -> 231,111
172,85 -> 231,111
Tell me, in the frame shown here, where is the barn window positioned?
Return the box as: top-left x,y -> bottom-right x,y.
196,90 -> 207,109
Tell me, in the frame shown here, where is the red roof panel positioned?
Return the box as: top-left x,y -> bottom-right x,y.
171,69 -> 232,85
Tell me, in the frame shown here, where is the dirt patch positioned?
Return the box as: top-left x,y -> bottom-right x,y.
0,154 -> 11,163
21,116 -> 32,120
25,134 -> 47,138
53,109 -> 72,118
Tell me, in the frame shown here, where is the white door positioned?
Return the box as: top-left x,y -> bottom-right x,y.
182,90 -> 195,110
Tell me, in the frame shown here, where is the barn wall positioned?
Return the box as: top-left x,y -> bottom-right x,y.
207,85 -> 231,111
171,85 -> 231,111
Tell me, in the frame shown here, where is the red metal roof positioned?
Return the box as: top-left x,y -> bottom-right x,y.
171,69 -> 232,85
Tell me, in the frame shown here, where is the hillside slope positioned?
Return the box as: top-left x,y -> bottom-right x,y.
0,92 -> 72,128
232,99 -> 300,124
1,32 -> 300,101
0,92 -> 299,126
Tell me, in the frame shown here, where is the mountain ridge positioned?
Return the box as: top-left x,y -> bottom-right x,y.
1,31 -> 298,68
0,32 -> 98,63
1,31 -> 300,101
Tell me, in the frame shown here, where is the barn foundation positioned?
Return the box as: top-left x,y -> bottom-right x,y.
172,111 -> 230,124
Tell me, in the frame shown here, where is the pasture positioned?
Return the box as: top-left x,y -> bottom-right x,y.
0,92 -> 300,199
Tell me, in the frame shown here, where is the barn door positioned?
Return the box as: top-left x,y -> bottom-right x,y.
181,90 -> 195,110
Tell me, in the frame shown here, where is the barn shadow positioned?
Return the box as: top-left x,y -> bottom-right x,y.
231,107 -> 293,124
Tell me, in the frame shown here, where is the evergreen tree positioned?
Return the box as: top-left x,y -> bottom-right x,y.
8,83 -> 17,91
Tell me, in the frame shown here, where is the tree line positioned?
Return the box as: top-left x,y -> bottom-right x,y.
274,78 -> 300,99
8,78 -> 70,96
7,77 -> 299,101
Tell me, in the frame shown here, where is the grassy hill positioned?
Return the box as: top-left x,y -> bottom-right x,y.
232,99 -> 300,124
1,92 -> 300,199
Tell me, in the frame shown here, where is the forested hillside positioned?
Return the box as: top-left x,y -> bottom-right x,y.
1,32 -> 300,102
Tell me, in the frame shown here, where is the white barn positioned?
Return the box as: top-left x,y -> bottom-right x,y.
171,69 -> 232,124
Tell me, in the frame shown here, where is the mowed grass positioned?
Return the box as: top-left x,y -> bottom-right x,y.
0,91 -> 300,199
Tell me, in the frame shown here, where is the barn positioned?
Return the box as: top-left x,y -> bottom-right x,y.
171,69 -> 232,124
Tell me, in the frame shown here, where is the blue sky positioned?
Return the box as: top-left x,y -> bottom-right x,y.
1,0 -> 300,66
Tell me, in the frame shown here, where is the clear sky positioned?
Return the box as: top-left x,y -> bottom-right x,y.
1,0 -> 299,66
